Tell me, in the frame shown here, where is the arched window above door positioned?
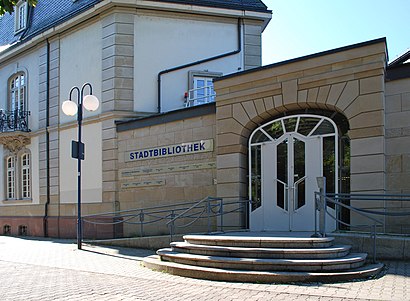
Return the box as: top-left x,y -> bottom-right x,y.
250,115 -> 336,145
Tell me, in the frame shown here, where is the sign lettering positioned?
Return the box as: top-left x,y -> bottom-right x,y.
125,139 -> 213,162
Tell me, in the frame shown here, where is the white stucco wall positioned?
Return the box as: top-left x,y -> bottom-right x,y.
60,22 -> 102,124
59,122 -> 102,204
134,14 -> 243,112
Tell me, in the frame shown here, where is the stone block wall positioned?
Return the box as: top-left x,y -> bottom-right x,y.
243,19 -> 263,70
385,77 -> 410,233
214,39 -> 388,230
101,10 -> 134,112
117,110 -> 217,237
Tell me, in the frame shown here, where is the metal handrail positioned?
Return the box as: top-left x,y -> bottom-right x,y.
83,200 -> 209,218
82,197 -> 248,241
314,192 -> 382,263
320,194 -> 384,225
166,196 -> 217,226
167,197 -> 250,241
314,191 -> 410,262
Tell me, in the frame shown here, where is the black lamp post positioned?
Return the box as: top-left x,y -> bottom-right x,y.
62,83 -> 99,249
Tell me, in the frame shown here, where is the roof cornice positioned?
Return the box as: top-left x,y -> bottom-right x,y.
215,37 -> 388,82
0,0 -> 271,62
100,0 -> 271,28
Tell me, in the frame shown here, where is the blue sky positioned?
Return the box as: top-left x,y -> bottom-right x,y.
261,0 -> 409,65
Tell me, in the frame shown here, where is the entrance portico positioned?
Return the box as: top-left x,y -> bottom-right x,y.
214,38 -> 387,233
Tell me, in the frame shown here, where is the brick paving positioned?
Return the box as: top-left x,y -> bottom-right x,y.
0,236 -> 409,300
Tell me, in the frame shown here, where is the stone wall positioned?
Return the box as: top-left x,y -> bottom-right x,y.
385,77 -> 410,233
214,38 -> 388,229
243,19 -> 263,70
117,109 -> 217,236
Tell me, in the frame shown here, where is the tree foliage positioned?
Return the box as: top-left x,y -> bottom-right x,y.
0,0 -> 37,16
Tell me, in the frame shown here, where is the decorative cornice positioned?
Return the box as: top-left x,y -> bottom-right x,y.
0,132 -> 31,153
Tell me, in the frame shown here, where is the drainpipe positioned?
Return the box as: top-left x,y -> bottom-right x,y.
157,18 -> 242,113
43,39 -> 51,237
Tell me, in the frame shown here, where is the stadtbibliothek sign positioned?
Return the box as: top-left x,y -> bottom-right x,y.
125,139 -> 213,162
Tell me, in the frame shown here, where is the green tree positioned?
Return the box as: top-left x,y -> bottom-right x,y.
0,0 -> 37,16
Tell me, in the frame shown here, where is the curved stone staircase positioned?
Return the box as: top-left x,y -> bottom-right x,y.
142,233 -> 384,283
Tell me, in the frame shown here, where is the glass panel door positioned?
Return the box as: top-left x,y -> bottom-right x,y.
249,115 -> 338,232
293,137 -> 306,211
276,139 -> 288,211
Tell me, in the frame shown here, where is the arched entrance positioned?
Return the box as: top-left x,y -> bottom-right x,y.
248,114 -> 338,232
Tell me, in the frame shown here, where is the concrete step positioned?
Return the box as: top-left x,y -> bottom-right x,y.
157,249 -> 367,272
183,234 -> 335,248
143,255 -> 384,283
170,241 -> 352,259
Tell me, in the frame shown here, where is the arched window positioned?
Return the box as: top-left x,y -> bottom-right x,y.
18,225 -> 27,236
3,224 -> 11,235
9,72 -> 26,112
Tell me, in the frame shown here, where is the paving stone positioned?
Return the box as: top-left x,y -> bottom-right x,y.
0,237 -> 408,300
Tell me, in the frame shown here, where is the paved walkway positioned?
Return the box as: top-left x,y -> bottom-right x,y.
0,236 -> 408,301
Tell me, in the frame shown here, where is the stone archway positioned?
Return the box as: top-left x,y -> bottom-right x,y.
214,39 -> 387,229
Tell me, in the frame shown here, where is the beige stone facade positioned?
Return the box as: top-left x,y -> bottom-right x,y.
211,38 -> 410,234
214,39 -> 387,205
384,76 -> 410,233
113,38 -> 410,235
116,107 -> 217,236
385,77 -> 410,194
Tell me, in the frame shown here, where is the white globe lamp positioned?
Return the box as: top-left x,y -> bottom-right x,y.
83,94 -> 99,112
62,100 -> 78,116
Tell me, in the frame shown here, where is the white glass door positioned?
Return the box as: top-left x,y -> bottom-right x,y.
262,134 -> 320,231
249,115 -> 338,232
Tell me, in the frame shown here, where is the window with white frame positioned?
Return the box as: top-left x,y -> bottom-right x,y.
21,153 -> 30,198
15,1 -> 28,33
186,71 -> 221,107
5,151 -> 31,200
9,72 -> 26,112
6,156 -> 16,199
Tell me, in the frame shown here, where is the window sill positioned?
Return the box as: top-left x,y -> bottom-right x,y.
2,199 -> 32,205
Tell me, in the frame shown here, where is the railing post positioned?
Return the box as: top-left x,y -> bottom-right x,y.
139,209 -> 144,237
169,210 -> 175,242
372,224 -> 377,263
323,185 -> 327,237
207,197 -> 211,234
219,198 -> 224,232
336,195 -> 340,232
316,177 -> 326,237
313,193 -> 319,237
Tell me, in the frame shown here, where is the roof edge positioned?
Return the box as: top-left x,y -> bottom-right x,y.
388,49 -> 410,67
215,37 -> 388,82
116,102 -> 215,132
